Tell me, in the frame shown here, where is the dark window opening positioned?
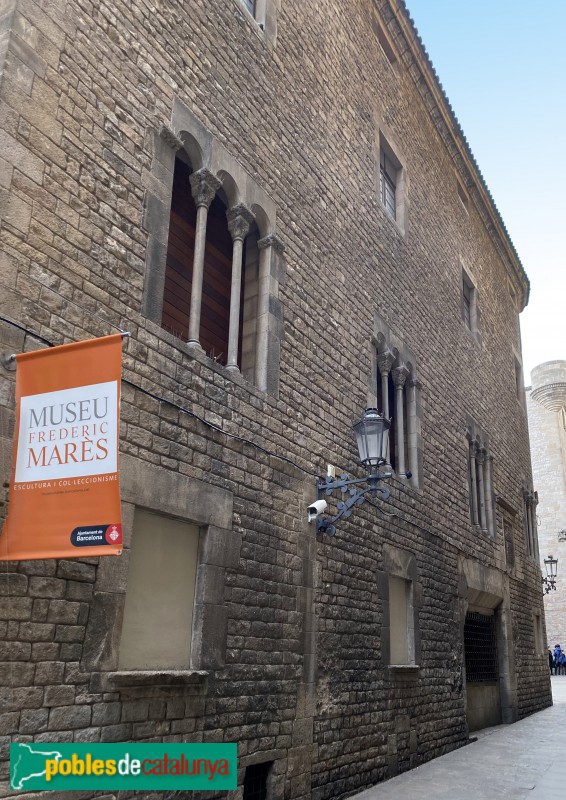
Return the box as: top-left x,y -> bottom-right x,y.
376,370 -> 397,470
457,180 -> 469,212
463,278 -> 473,330
503,518 -> 515,567
242,0 -> 256,15
162,157 -> 196,341
243,761 -> 271,800
514,357 -> 523,401
464,612 -> 498,682
371,17 -> 397,65
380,150 -> 397,218
201,194 -> 236,365
162,156 -> 249,367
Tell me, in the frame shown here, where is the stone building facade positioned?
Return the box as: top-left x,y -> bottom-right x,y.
0,0 -> 551,798
526,362 -> 566,649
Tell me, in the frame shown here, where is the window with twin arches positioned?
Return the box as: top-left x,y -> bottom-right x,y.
141,105 -> 284,397
371,327 -> 421,487
465,424 -> 496,537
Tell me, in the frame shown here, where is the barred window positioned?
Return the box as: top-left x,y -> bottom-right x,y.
464,612 -> 498,682
243,762 -> 272,800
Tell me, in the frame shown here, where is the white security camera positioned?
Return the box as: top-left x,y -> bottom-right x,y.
307,499 -> 328,523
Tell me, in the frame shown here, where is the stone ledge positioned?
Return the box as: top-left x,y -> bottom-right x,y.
89,670 -> 209,696
108,670 -> 208,687
388,664 -> 420,671
388,664 -> 420,682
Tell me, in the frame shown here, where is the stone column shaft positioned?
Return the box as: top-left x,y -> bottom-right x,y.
377,351 -> 395,465
477,450 -> 487,531
407,379 -> 419,484
469,443 -> 479,527
187,169 -> 221,349
255,234 -> 283,392
525,495 -> 533,556
484,455 -> 494,535
226,205 -> 254,372
392,364 -> 409,476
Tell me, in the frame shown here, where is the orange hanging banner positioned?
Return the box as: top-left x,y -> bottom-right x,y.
0,334 -> 123,560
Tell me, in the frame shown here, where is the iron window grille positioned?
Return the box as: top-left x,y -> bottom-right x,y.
464,611 -> 499,682
243,762 -> 271,800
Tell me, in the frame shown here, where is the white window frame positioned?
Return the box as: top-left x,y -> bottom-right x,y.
389,575 -> 415,666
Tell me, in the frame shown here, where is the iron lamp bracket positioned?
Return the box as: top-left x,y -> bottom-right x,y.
314,468 -> 407,537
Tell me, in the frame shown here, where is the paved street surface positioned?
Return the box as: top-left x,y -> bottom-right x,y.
351,676 -> 566,800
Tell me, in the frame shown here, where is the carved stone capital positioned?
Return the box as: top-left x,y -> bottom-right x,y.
377,349 -> 395,376
392,363 -> 410,387
476,448 -> 486,465
227,204 -> 254,241
258,233 -> 285,254
190,169 -> 221,209
159,124 -> 183,151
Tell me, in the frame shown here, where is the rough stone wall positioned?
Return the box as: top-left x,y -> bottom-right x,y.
0,0 -> 551,799
526,361 -> 566,650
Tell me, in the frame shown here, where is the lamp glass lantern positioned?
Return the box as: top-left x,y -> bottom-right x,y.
352,408 -> 390,469
544,554 -> 558,580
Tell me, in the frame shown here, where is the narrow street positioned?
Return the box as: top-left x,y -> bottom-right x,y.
351,677 -> 565,799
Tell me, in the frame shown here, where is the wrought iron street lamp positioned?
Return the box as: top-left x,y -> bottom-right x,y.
542,554 -> 558,594
308,408 -> 410,537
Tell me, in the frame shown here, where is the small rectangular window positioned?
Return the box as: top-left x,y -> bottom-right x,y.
463,281 -> 472,329
534,614 -> 544,656
242,0 -> 256,15
514,356 -> 523,403
380,150 -> 397,219
457,180 -> 469,212
389,575 -> 414,665
378,133 -> 406,232
463,276 -> 473,329
371,17 -> 397,65
243,762 -> 272,800
461,268 -> 478,335
523,490 -> 537,559
119,510 -> 199,669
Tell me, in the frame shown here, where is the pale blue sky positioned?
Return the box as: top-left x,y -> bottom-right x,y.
405,0 -> 566,383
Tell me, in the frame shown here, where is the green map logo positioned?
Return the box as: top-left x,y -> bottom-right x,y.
10,743 -> 237,791
11,743 -> 64,790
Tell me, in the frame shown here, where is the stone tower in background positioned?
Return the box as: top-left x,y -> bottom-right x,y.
526,361 -> 566,647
